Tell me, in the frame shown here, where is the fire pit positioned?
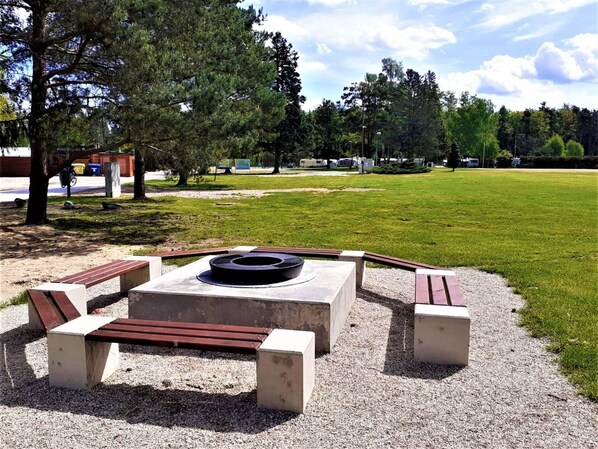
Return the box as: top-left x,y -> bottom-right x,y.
208,252 -> 304,285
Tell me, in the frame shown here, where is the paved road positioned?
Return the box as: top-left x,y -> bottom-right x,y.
0,171 -> 167,203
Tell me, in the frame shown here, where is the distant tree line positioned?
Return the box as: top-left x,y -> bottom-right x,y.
301,60 -> 597,168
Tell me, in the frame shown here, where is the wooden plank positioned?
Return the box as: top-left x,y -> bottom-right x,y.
414,274 -> 431,304
50,291 -> 82,321
253,246 -> 342,257
100,323 -> 269,343
429,275 -> 449,305
148,247 -> 231,260
444,276 -> 466,307
27,290 -> 63,331
58,260 -> 148,287
87,329 -> 261,354
364,252 -> 440,271
110,318 -> 273,336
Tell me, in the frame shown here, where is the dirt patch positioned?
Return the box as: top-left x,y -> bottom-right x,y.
0,207 -> 143,304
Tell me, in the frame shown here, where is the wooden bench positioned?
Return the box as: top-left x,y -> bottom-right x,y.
413,269 -> 470,366
47,316 -> 315,413
56,256 -> 161,292
27,289 -> 82,331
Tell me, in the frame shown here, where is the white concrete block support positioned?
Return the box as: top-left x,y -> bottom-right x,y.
104,161 -> 121,198
414,304 -> 470,366
121,256 -> 162,292
48,315 -> 119,390
28,283 -> 87,330
339,250 -> 366,287
257,329 -> 315,413
229,246 -> 258,254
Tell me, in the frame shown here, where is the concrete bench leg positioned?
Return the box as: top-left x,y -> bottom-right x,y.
28,283 -> 87,330
229,246 -> 258,254
120,256 -> 162,292
257,329 -> 315,413
339,250 -> 366,287
414,304 -> 470,365
48,316 -> 119,389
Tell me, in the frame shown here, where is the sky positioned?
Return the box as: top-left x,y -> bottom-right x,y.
240,0 -> 598,112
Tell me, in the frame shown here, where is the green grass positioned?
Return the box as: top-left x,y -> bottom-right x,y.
45,168 -> 598,399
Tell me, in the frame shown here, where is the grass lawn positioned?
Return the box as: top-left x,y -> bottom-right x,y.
46,168 -> 598,400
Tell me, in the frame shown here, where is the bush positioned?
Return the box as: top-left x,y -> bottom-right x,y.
565,140 -> 584,157
495,150 -> 513,168
373,160 -> 431,175
519,156 -> 598,169
542,134 -> 565,156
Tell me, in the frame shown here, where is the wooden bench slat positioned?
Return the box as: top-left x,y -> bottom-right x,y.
100,323 -> 269,343
415,274 -> 431,304
149,247 -> 231,260
58,260 -> 149,287
254,246 -> 343,257
50,291 -> 82,321
445,276 -> 466,307
111,318 -> 273,335
28,290 -> 64,331
364,252 -> 440,271
87,329 -> 262,354
429,275 -> 449,305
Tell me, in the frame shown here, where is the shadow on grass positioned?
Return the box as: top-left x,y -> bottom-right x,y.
52,210 -> 181,246
0,324 -> 294,432
358,288 -> 464,380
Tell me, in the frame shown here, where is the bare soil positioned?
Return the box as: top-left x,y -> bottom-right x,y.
0,206 -> 143,304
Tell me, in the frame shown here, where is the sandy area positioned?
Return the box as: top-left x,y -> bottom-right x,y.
0,206 -> 142,304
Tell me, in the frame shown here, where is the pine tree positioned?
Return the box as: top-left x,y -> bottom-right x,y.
447,140 -> 461,172
267,32 -> 305,174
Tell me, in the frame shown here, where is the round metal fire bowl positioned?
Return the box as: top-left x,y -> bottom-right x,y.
208,252 -> 305,285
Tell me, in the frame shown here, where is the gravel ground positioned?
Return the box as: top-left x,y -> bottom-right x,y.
1,266 -> 596,449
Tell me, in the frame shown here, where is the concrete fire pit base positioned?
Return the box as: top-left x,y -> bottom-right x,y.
128,257 -> 356,352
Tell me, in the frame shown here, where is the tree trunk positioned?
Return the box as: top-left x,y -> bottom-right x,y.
271,148 -> 281,174
177,170 -> 189,186
25,5 -> 50,225
133,148 -> 146,199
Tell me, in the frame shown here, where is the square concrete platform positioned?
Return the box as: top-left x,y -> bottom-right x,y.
128,257 -> 356,352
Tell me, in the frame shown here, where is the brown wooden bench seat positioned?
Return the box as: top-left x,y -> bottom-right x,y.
27,289 -> 82,332
87,318 -> 273,354
415,269 -> 466,307
56,259 -> 150,288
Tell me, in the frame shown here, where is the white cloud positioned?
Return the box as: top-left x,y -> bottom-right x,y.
534,42 -> 588,82
440,36 -> 598,109
475,0 -> 596,30
307,0 -> 356,5
317,43 -> 333,55
566,33 -> 598,52
260,15 -> 311,41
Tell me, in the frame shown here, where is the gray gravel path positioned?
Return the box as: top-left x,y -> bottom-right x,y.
1,266 -> 596,448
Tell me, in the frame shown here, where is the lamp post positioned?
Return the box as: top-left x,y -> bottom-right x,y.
361,125 -> 366,159
376,131 -> 381,166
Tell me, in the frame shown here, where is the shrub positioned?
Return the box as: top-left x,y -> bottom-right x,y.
565,140 -> 584,157
373,161 -> 431,175
519,156 -> 598,169
542,134 -> 565,156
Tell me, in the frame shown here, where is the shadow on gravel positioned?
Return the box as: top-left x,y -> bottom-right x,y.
0,325 -> 293,432
358,288 -> 464,380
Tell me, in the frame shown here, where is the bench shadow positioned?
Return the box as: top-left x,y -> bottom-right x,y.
358,288 -> 464,380
0,325 -> 294,432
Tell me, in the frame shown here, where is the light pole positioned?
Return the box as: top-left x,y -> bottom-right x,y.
376,131 -> 381,165
361,125 -> 366,159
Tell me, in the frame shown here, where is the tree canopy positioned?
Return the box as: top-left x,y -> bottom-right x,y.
1,0 -> 283,223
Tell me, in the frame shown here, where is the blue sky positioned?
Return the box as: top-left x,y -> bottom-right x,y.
241,0 -> 598,111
